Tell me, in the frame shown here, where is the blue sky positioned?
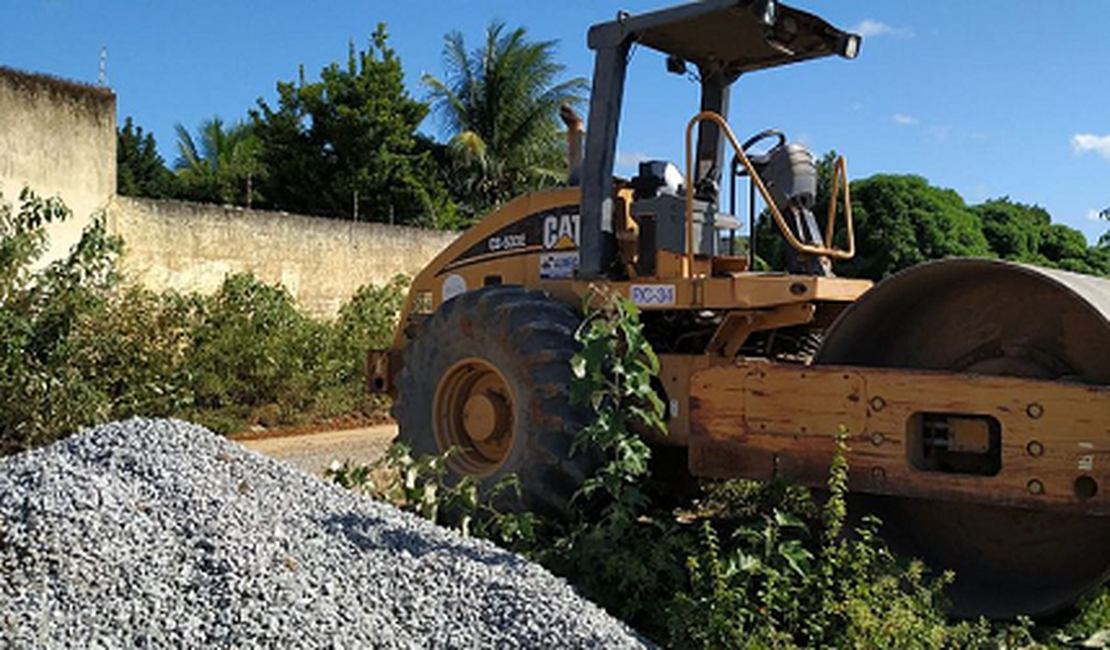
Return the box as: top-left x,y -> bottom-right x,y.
2,1 -> 1108,242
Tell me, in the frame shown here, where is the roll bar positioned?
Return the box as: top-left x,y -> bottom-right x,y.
683,111 -> 855,276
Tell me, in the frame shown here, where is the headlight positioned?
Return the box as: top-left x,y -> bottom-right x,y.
839,34 -> 861,59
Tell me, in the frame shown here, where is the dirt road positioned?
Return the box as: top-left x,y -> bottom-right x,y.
237,424 -> 397,476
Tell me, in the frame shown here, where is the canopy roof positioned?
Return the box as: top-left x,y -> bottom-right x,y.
588,0 -> 860,79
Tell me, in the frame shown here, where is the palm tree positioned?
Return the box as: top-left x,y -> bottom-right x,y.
423,21 -> 587,217
174,117 -> 263,207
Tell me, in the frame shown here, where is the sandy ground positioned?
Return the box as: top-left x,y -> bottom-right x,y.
237,424 -> 398,476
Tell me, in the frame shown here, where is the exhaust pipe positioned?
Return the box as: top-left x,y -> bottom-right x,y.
560,104 -> 583,185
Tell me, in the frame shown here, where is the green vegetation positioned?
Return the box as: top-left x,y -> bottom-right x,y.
330,293 -> 1110,647
422,21 -> 587,223
974,197 -> 1110,275
116,20 -> 582,228
325,443 -> 537,544
173,116 -> 263,207
0,190 -> 405,454
836,174 -> 992,280
117,117 -> 178,199
251,25 -> 454,227
755,153 -> 1110,279
0,189 -> 118,452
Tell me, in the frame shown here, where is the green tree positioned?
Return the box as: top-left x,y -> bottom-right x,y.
423,20 -> 587,221
174,116 -> 263,207
251,25 -> 454,227
973,198 -> 1109,275
1040,223 -> 1102,274
972,197 -> 1050,262
755,161 -> 991,280
1100,208 -> 1110,248
117,117 -> 177,199
754,160 -> 1110,279
837,175 -> 991,280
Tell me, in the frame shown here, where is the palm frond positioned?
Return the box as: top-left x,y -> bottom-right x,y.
173,123 -> 204,173
426,19 -> 588,210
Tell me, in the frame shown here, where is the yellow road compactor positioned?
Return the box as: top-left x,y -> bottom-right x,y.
369,0 -> 1110,617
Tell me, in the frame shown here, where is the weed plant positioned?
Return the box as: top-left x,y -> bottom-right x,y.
0,190 -> 406,453
9,190 -> 1109,645
331,289 -> 1110,648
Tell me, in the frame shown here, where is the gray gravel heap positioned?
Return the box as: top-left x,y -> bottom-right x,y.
0,418 -> 650,648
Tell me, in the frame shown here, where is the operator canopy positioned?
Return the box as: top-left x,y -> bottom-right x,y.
588,0 -> 860,80
578,0 -> 861,278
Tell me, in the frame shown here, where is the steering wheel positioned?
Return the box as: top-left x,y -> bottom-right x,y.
740,129 -> 786,154
732,129 -> 786,180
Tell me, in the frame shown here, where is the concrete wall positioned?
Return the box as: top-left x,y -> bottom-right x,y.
109,196 -> 458,317
0,67 -> 116,260
1,65 -> 457,313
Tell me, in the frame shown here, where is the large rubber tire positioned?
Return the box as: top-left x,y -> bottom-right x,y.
392,286 -> 595,516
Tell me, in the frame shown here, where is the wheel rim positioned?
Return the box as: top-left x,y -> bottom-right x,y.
433,358 -> 515,478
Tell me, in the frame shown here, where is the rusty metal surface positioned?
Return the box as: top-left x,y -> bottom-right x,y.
689,362 -> 1110,514
812,258 -> 1110,617
815,258 -> 1110,383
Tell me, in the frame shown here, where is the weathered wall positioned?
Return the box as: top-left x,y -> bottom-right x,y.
1,65 -> 457,313
109,196 -> 458,317
0,67 -> 116,260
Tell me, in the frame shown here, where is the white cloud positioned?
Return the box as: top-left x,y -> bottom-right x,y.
853,20 -> 911,38
1087,209 -> 1103,222
615,151 -> 652,169
1072,133 -> 1110,160
892,114 -> 918,126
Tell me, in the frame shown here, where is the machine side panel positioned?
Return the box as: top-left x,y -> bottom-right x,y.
689,362 -> 1110,515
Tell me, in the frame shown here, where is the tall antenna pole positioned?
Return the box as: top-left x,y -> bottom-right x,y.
98,46 -> 108,87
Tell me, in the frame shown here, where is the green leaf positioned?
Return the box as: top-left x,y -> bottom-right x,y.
774,510 -> 807,530
778,540 -> 813,577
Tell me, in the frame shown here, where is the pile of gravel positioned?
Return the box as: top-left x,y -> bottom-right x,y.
0,418 -> 650,648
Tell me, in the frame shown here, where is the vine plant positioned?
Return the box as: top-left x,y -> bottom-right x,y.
569,287 -> 667,519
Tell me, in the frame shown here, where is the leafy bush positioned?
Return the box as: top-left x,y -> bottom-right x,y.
0,188 -> 408,449
318,275 -> 410,419
0,189 -> 121,453
326,290 -> 1110,647
69,287 -> 204,421
535,290 -> 690,632
666,433 -> 990,648
166,271 -> 407,433
325,442 -> 537,547
569,289 -> 665,516
186,272 -> 318,423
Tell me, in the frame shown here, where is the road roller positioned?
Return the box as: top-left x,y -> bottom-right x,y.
368,0 -> 1110,617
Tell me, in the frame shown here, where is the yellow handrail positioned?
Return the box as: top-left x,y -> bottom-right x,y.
683,111 -> 855,278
